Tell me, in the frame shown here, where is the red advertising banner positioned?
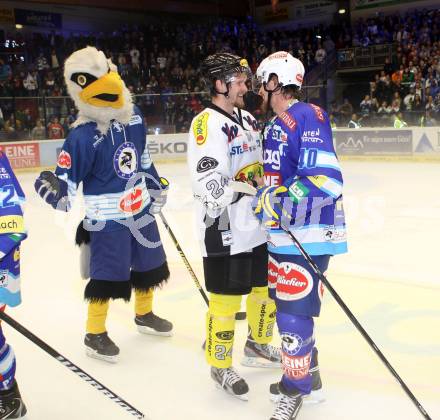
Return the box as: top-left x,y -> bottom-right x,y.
0,143 -> 41,169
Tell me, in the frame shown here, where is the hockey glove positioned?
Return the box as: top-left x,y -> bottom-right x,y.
149,177 -> 169,214
252,185 -> 290,227
34,171 -> 69,211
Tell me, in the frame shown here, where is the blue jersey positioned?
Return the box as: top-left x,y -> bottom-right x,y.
0,152 -> 26,307
55,106 -> 160,231
263,101 -> 347,256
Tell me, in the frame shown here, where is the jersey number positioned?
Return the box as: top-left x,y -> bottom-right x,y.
206,179 -> 224,199
0,185 -> 15,208
299,148 -> 318,169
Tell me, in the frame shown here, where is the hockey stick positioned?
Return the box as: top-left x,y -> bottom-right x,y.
0,311 -> 146,420
279,225 -> 432,420
158,211 -> 246,320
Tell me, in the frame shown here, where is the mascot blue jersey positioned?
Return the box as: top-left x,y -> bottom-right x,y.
55,106 -> 160,231
263,101 -> 347,256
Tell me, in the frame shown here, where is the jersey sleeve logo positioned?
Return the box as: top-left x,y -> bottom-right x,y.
279,112 -> 297,131
309,104 -> 325,122
193,112 -> 209,146
57,151 -> 72,169
196,156 -> 219,173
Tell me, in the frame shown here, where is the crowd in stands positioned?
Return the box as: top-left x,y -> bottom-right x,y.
331,8 -> 440,128
0,7 -> 439,140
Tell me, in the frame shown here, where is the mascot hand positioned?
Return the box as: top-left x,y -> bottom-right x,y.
34,171 -> 69,211
150,177 -> 169,214
252,185 -> 289,227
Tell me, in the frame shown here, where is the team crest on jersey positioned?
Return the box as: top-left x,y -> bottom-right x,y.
194,112 -> 209,145
113,142 -> 138,179
57,151 -> 71,169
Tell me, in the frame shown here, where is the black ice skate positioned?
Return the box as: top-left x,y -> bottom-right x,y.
269,361 -> 324,404
211,366 -> 249,401
0,381 -> 27,419
270,390 -> 303,420
85,332 -> 120,363
135,311 -> 173,336
241,337 -> 282,368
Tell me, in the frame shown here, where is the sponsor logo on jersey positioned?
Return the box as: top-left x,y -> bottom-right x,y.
0,168 -> 10,180
302,128 -> 323,143
276,262 -> 313,301
310,104 -> 324,122
318,280 -> 324,301
279,112 -> 297,131
92,134 -> 105,148
57,150 -> 71,169
268,256 -> 279,289
281,333 -> 303,356
118,187 -> 145,214
265,172 -> 281,186
235,162 -> 263,182
113,142 -> 138,179
272,125 -> 288,142
13,248 -> 20,262
222,123 -> 239,143
129,114 -> 142,125
230,142 -> 250,155
263,149 -> 281,170
193,112 -> 209,145
243,115 -> 259,131
282,352 -> 311,380
196,156 -> 219,173
216,330 -> 234,340
0,270 -> 8,287
288,181 -> 309,204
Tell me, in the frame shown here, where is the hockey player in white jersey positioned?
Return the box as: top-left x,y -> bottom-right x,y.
187,53 -> 281,400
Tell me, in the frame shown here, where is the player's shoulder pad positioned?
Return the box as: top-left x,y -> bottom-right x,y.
191,109 -> 212,146
278,110 -> 298,132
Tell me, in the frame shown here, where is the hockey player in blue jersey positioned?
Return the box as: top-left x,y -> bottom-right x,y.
34,46 -> 172,363
0,151 -> 27,418
252,52 -> 347,419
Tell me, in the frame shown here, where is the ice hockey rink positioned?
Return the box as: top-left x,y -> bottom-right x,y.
5,159 -> 440,420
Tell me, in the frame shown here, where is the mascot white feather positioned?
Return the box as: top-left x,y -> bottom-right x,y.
35,46 -> 172,363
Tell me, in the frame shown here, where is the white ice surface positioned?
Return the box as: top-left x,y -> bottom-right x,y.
4,161 -> 440,420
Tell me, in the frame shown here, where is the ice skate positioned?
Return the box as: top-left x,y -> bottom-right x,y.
135,311 -> 173,336
84,332 -> 119,363
0,381 -> 27,419
241,337 -> 282,368
270,390 -> 303,420
211,366 -> 249,401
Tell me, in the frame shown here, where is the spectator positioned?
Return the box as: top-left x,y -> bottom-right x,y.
0,59 -> 11,82
31,119 -> 46,140
4,115 -> 22,139
23,70 -> 39,96
393,112 -> 408,128
47,117 -> 64,139
315,43 -> 326,64
348,113 -> 361,128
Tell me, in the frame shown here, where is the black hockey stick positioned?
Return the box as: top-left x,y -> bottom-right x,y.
0,311 -> 146,420
158,211 -> 246,320
280,225 -> 432,420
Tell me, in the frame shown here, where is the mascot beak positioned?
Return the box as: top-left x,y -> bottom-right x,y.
79,71 -> 124,109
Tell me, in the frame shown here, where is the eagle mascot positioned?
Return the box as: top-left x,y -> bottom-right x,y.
35,46 -> 172,363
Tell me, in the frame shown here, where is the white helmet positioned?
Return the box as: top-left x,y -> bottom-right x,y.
256,51 -> 305,89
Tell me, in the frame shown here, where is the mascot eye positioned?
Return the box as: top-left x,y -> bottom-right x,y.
77,75 -> 87,86
70,72 -> 98,88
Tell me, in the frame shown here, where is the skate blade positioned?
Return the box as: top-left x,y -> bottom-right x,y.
215,383 -> 248,401
241,356 -> 282,369
85,347 -> 119,364
137,325 -> 173,337
270,390 -> 325,404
